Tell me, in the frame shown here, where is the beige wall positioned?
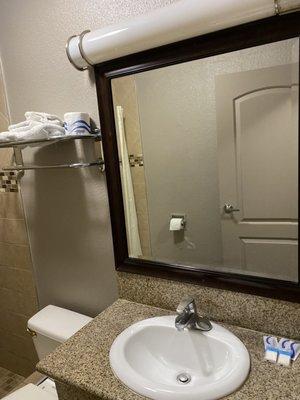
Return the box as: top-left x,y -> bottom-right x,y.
0,60 -> 38,376
135,61 -> 223,266
0,1 -> 178,316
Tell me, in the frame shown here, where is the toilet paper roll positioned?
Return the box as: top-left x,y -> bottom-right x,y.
64,112 -> 91,135
169,217 -> 184,231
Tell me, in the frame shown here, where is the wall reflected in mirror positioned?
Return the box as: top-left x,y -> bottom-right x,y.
111,37 -> 299,282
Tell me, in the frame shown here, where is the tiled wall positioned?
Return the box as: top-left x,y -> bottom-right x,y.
112,76 -> 152,257
0,61 -> 39,376
0,171 -> 18,193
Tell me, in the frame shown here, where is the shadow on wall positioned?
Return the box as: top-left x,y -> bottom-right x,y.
20,139 -> 118,317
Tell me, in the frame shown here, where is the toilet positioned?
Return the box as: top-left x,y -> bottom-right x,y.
3,305 -> 92,399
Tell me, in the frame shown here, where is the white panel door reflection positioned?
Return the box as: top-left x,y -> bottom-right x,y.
216,64 -> 298,281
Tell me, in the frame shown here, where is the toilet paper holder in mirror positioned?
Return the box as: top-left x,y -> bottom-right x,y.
169,214 -> 186,231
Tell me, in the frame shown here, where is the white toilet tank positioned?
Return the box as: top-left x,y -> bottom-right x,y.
27,305 -> 92,360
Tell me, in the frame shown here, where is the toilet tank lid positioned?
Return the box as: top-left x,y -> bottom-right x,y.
28,305 -> 92,342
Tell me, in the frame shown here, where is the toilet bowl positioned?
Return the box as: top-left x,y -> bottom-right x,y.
3,305 -> 92,399
3,383 -> 56,400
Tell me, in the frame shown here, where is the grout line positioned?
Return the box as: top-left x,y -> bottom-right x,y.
0,264 -> 31,271
0,217 -> 25,221
0,241 -> 28,246
0,242 -> 29,248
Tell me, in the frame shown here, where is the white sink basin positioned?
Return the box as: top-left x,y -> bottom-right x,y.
110,316 -> 250,400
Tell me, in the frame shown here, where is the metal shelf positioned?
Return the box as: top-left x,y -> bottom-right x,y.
0,130 -> 105,173
0,132 -> 101,149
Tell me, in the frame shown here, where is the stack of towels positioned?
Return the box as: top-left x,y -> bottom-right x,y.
0,111 -> 65,142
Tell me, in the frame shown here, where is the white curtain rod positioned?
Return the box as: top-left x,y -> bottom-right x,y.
66,0 -> 300,71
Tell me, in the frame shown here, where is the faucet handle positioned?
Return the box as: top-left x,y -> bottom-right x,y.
176,296 -> 197,314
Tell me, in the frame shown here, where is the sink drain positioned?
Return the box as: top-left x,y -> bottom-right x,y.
177,373 -> 191,384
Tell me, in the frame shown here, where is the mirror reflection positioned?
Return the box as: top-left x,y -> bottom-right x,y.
111,38 -> 299,282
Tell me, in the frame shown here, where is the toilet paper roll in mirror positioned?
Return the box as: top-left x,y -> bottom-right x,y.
169,217 -> 184,231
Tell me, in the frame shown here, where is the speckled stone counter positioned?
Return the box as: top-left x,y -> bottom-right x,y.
37,299 -> 300,400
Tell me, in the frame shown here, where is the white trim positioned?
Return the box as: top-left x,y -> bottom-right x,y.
0,52 -> 11,124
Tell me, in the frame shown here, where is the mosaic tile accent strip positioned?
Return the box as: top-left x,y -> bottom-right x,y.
129,154 -> 144,167
0,170 -> 18,192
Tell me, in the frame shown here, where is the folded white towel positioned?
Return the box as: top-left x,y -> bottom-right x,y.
25,111 -> 63,126
8,120 -> 31,131
0,132 -> 10,141
8,120 -> 39,132
0,123 -> 65,143
0,111 -> 66,142
0,111 -> 65,143
9,124 -> 65,141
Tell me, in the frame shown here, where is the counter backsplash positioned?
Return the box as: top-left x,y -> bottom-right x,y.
117,272 -> 300,339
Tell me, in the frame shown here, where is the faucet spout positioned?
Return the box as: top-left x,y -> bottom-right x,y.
175,296 -> 212,332
175,312 -> 196,331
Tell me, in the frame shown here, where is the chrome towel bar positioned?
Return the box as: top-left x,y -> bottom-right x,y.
3,160 -> 105,172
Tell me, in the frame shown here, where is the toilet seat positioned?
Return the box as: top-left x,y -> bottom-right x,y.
3,382 -> 57,399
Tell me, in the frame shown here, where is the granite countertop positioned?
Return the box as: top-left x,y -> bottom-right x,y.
37,299 -> 300,400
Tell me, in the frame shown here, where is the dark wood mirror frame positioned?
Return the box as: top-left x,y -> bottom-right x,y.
94,12 -> 300,303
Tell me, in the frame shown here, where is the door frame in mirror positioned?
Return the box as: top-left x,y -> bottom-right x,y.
94,12 -> 300,302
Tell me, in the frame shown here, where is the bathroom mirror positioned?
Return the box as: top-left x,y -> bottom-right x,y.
95,13 -> 300,301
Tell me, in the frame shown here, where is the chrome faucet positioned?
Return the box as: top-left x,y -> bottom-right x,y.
175,296 -> 212,332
